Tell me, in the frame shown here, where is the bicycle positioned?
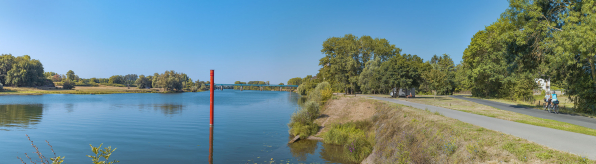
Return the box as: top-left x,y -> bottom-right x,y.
551,100 -> 559,114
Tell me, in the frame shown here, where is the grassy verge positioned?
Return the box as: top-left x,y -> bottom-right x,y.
368,99 -> 592,163
375,95 -> 596,137
470,96 -> 596,118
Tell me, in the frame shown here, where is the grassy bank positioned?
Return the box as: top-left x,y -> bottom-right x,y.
375,95 -> 596,138
367,98 -> 592,163
0,86 -> 200,95
470,96 -> 596,118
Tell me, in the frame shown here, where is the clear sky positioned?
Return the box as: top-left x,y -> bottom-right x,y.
0,0 -> 509,84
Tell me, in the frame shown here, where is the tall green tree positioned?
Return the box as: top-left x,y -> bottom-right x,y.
66,70 -> 76,81
358,57 -> 382,94
5,55 -> 45,87
320,34 -> 401,94
287,77 -> 303,86
380,54 -> 425,95
0,54 -> 15,85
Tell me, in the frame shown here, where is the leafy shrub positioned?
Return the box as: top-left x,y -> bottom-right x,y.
87,143 -> 119,164
62,81 -> 75,89
288,101 -> 320,139
307,82 -> 331,103
323,121 -> 374,162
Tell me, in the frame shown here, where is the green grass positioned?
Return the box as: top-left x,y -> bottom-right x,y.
322,120 -> 374,162
399,95 -> 596,138
370,100 -> 593,163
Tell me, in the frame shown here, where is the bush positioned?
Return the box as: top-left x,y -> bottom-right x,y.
307,82 -> 332,103
323,121 -> 374,162
288,101 -> 320,139
62,81 -> 75,89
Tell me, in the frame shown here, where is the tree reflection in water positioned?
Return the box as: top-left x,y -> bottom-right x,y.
287,136 -> 357,163
153,104 -> 184,115
288,137 -> 318,161
0,104 -> 43,130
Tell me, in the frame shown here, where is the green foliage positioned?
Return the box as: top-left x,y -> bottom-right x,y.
307,82 -> 332,103
288,101 -> 320,139
380,53 -> 426,91
108,75 -> 124,84
323,121 -> 374,162
320,34 -> 401,94
155,70 -> 187,91
66,70 -> 75,81
358,57 -> 383,94
287,77 -> 302,86
423,54 -> 455,97
4,55 -> 45,87
134,75 -> 152,89
87,143 -> 119,164
123,74 -> 138,85
296,75 -> 318,95
62,81 -> 75,89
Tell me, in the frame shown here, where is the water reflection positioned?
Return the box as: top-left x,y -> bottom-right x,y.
0,104 -> 43,130
288,137 -> 318,161
154,104 -> 184,115
287,136 -> 357,164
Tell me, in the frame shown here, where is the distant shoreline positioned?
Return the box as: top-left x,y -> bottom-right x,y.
0,85 -> 204,95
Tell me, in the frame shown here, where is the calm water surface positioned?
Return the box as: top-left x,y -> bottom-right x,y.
0,90 -> 353,164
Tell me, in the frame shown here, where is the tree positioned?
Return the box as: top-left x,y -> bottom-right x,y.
5,55 -> 45,87
287,77 -> 302,86
66,70 -> 75,81
152,73 -> 160,88
320,34 -> 401,94
52,74 -> 62,82
135,75 -> 152,89
109,75 -> 124,84
123,74 -> 138,85
0,54 -> 15,85
155,70 -> 184,91
62,80 -> 75,89
358,57 -> 382,94
424,54 -> 455,97
380,54 -> 425,96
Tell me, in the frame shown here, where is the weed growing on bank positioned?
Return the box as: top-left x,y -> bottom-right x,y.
288,101 -> 320,139
323,120 -> 375,162
288,82 -> 333,139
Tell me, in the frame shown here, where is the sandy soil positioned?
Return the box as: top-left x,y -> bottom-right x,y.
314,96 -> 376,136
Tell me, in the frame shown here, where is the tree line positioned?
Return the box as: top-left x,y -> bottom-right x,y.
291,34 -> 458,99
292,0 -> 596,113
0,54 -> 209,92
461,0 -> 596,113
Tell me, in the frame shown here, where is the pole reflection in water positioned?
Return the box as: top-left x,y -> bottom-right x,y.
209,126 -> 213,164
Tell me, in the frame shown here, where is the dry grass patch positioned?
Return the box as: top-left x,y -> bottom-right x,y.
368,100 -> 593,163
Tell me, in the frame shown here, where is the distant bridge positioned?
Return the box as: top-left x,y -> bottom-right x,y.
205,84 -> 299,91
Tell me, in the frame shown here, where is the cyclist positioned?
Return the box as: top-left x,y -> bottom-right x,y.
552,92 -> 559,113
544,91 -> 550,109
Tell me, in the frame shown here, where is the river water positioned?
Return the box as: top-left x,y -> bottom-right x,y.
0,90 -> 353,163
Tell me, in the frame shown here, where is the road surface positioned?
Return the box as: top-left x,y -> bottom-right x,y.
452,95 -> 596,130
366,96 -> 596,160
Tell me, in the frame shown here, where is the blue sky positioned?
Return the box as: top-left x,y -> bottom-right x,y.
0,0 -> 509,84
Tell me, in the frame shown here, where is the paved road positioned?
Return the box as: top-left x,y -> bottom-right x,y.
366,96 -> 596,160
452,95 -> 596,130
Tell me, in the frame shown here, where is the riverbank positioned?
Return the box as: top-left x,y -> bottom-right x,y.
314,96 -> 592,163
0,86 -> 177,95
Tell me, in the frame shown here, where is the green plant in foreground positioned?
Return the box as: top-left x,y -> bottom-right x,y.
87,143 -> 119,164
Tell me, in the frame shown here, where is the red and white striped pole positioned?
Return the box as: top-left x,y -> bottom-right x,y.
210,70 -> 214,126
